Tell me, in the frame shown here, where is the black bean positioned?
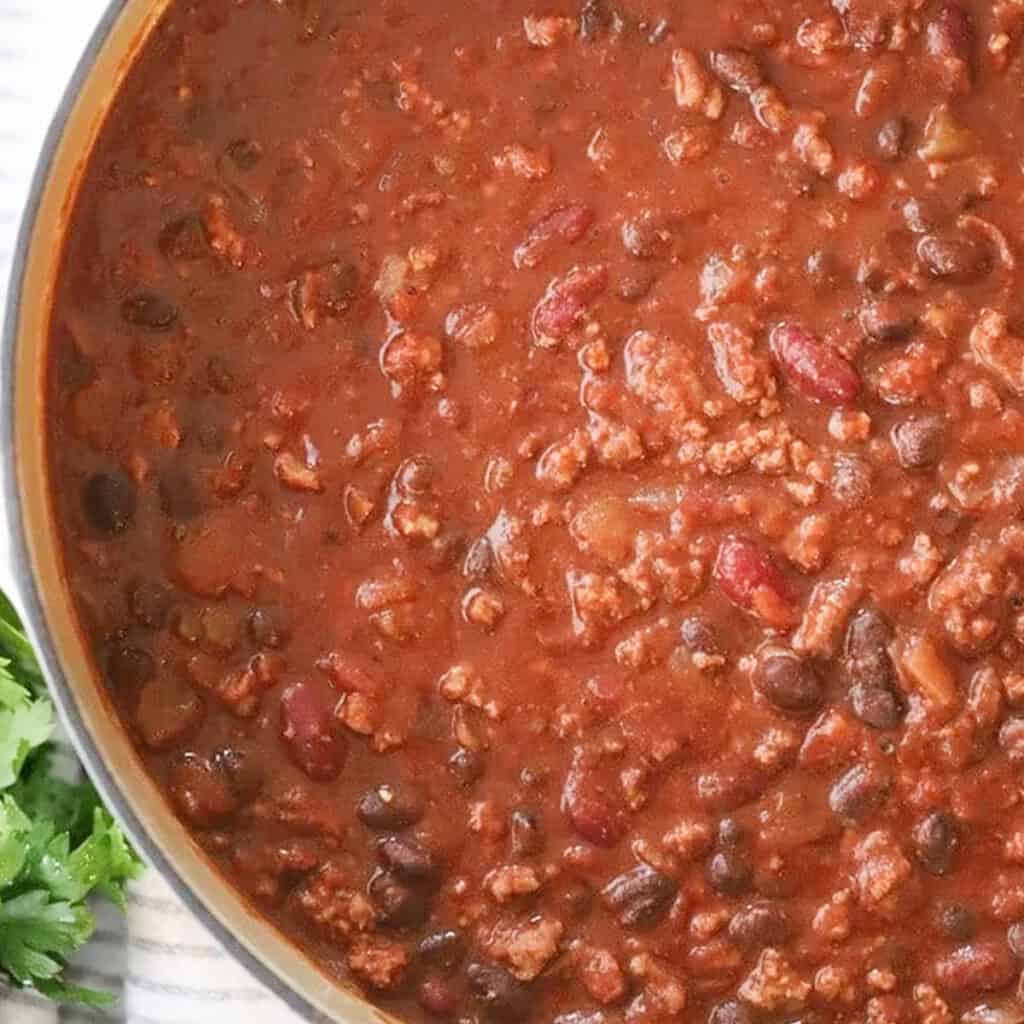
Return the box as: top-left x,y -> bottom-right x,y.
829,763 -> 890,822
876,117 -> 907,161
708,999 -> 755,1024
859,298 -> 916,342
728,902 -> 791,949
847,607 -> 893,664
83,472 -> 137,534
509,809 -> 545,858
368,868 -> 430,928
226,138 -> 263,171
579,0 -> 612,40
891,415 -> 945,470
357,785 -> 424,830
211,745 -> 264,800
378,835 -> 438,880
717,817 -> 745,847
938,903 -> 976,942
710,49 -> 763,93
248,606 -> 291,649
914,810 -> 960,876
129,580 -> 171,629
159,215 -> 208,262
417,929 -> 466,971
1008,921 -> 1024,959
121,291 -> 179,331
448,746 -> 485,786
918,233 -> 991,282
707,848 -> 752,896
601,863 -> 677,928
849,681 -> 906,730
755,650 -> 822,714
466,962 -> 532,1022
106,643 -> 155,689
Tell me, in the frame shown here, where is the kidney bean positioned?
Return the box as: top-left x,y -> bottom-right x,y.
918,233 -> 991,282
601,863 -> 678,928
728,902 -> 791,949
999,718 -> 1024,764
561,750 -> 625,847
927,3 -> 973,94
121,291 -> 179,331
829,763 -> 890,822
713,535 -> 797,630
83,472 -> 137,534
859,298 -> 916,342
832,453 -> 873,506
876,117 -> 907,161
891,415 -> 945,470
466,962 -> 532,1021
168,752 -> 239,827
135,679 -> 204,750
914,810 -> 960,876
515,203 -> 594,269
697,762 -> 769,811
358,783 -> 424,830
378,835 -> 438,880
368,868 -> 431,928
707,847 -> 752,895
755,649 -> 822,714
418,930 -> 466,970
680,616 -> 721,657
509,809 -> 545,858
129,580 -> 171,629
769,321 -> 861,405
709,49 -> 763,93
417,975 -> 457,1018
532,265 -> 608,343
279,681 -> 347,782
934,941 -> 1015,993
709,1000 -> 756,1024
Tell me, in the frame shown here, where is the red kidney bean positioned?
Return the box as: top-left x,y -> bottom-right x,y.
713,535 -> 797,630
532,265 -> 608,343
279,680 -> 347,782
769,321 -> 861,405
561,749 -> 625,847
927,3 -> 973,94
515,203 -> 594,269
934,941 -> 1015,993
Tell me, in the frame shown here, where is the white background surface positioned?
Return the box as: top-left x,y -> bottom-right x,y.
0,2 -> 302,1021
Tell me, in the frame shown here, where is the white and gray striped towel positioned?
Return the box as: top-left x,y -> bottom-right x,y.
0,2 -> 303,1021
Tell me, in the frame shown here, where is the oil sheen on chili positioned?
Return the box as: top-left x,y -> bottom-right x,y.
46,0 -> 1024,1020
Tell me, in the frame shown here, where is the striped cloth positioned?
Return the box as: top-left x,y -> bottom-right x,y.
0,2 -> 303,1021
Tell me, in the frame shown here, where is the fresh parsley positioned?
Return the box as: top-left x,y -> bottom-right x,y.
0,598 -> 144,1005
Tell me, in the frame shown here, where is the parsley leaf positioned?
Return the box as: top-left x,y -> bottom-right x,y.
0,597 -> 144,1004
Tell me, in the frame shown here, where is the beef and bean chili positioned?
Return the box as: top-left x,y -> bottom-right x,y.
46,0 -> 1024,1020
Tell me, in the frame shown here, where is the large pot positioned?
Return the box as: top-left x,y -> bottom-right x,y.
1,3 -> 388,1020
